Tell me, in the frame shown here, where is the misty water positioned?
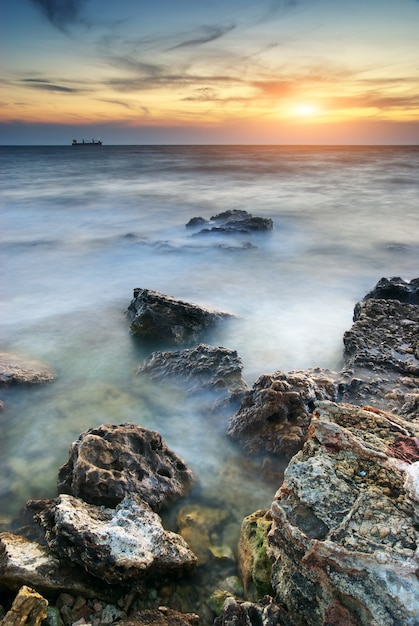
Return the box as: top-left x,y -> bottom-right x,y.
1,145 -> 418,535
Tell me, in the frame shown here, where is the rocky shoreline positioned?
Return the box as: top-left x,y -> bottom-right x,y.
0,275 -> 418,625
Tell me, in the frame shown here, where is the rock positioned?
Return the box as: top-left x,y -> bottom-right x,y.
118,606 -> 200,625
57,422 -> 194,510
213,595 -> 293,626
341,291 -> 419,420
268,401 -> 419,626
176,504 -> 230,566
186,210 -> 273,234
35,494 -> 197,585
0,533 -> 115,601
363,275 -> 419,304
137,343 -> 249,400
126,289 -> 235,344
227,368 -> 337,459
238,509 -> 273,602
0,585 -> 48,626
0,352 -> 55,386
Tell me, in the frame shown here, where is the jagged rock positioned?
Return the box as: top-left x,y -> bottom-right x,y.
0,533 -> 117,601
213,595 -> 294,626
0,585 -> 48,626
137,343 -> 249,400
57,422 -> 194,510
176,504 -> 230,566
118,606 -> 200,625
0,352 -> 55,386
363,275 -> 419,304
268,401 -> 419,626
186,210 -> 273,234
238,509 -> 273,601
341,284 -> 419,420
35,494 -> 197,585
126,289 -> 234,344
227,368 -> 337,459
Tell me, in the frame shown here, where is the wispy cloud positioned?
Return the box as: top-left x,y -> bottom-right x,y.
170,23 -> 236,49
29,0 -> 89,33
21,78 -> 80,93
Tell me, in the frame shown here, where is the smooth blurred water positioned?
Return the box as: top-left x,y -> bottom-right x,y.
1,145 -> 418,523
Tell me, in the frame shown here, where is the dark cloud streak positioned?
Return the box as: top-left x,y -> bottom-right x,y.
29,0 -> 89,33
22,78 -> 80,92
171,23 -> 236,49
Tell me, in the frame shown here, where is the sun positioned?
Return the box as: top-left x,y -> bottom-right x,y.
294,104 -> 317,117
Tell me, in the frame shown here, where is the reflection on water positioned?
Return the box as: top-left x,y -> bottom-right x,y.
1,145 -> 418,535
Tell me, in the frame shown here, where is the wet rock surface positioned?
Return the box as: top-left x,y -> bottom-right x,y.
34,494 -> 197,585
126,288 -> 235,344
57,422 -> 194,510
267,400 -> 419,626
186,210 -> 273,235
0,584 -> 47,626
137,343 -> 249,401
0,352 -> 55,386
340,281 -> 419,420
238,509 -> 273,602
227,368 -> 337,459
363,275 -> 419,304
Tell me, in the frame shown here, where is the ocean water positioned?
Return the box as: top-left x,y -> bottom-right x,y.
1,145 -> 418,531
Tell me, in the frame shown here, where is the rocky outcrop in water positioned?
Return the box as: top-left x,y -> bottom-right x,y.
267,401 -> 419,626
227,368 -> 337,459
137,343 -> 249,401
126,289 -> 234,344
57,422 -> 194,510
362,275 -> 419,304
340,277 -> 419,420
34,494 -> 197,585
0,352 -> 55,386
186,210 -> 273,235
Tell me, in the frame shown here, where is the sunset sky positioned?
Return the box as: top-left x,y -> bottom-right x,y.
2,0 -> 419,144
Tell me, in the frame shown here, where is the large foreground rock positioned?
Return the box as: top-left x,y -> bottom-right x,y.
0,532 -> 118,601
186,209 -> 273,235
126,288 -> 234,344
35,495 -> 197,585
57,423 -> 194,510
268,401 -> 419,626
227,368 -> 337,459
137,343 -> 249,400
0,352 -> 55,386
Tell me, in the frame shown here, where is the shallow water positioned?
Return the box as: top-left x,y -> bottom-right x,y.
1,145 -> 418,528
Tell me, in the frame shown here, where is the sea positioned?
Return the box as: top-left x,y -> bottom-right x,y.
0,145 -> 418,542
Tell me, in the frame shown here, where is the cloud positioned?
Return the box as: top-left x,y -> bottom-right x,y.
171,23 -> 236,49
29,0 -> 89,32
21,78 -> 80,93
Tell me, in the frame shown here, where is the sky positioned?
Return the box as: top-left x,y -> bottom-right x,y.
1,0 -> 419,144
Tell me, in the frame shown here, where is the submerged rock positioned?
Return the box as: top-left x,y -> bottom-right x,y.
176,504 -> 230,566
119,606 -> 200,625
35,494 -> 197,585
126,288 -> 235,344
268,401 -> 419,626
137,343 -> 249,401
227,368 -> 337,459
57,422 -> 194,510
0,352 -> 55,386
